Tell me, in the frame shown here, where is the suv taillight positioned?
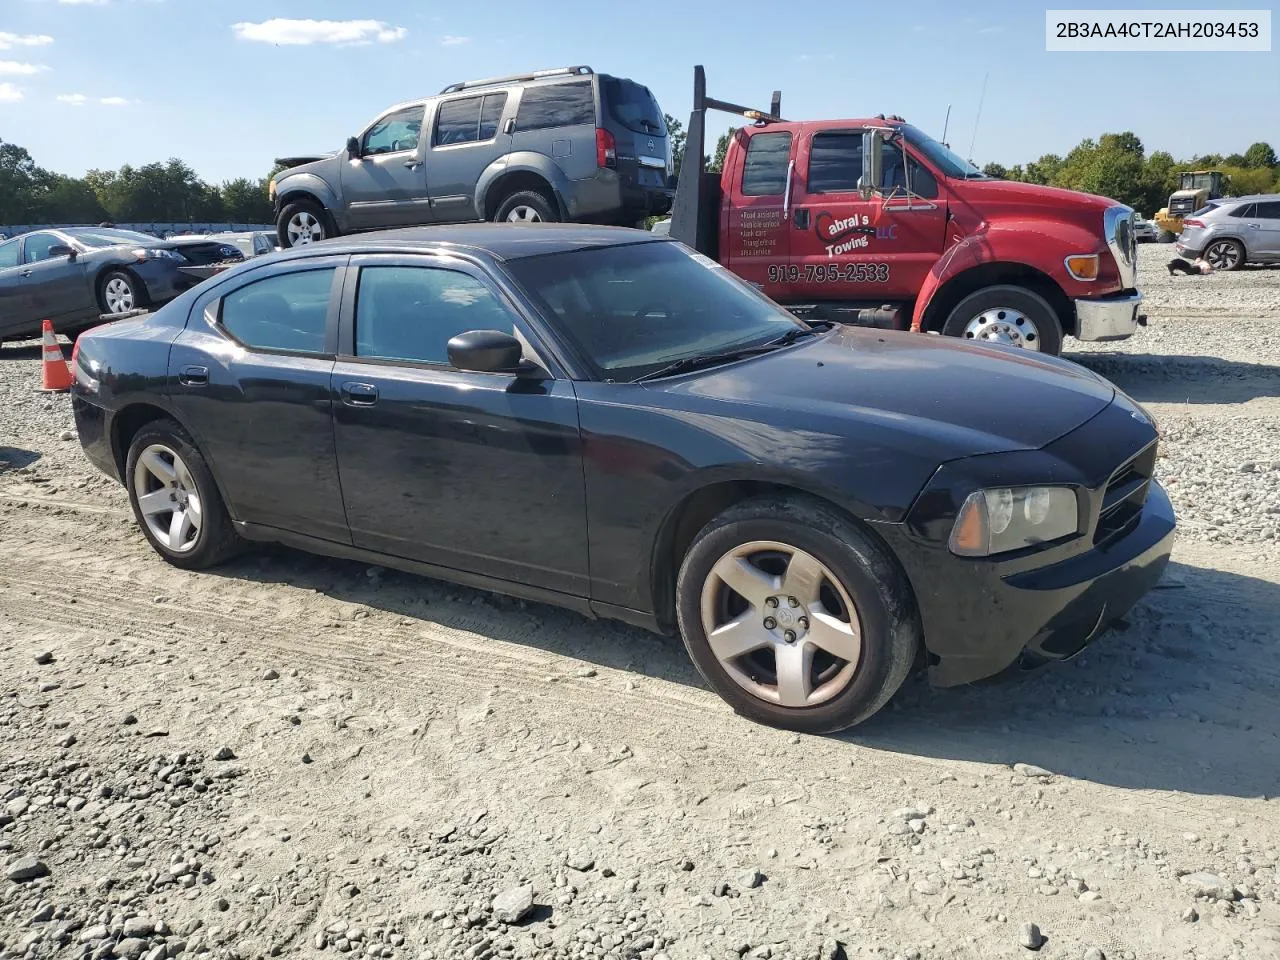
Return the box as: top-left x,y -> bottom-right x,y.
1182,218 -> 1204,228
595,128 -> 616,169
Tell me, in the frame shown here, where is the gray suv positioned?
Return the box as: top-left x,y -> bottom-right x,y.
270,65 -> 673,248
1174,194 -> 1280,270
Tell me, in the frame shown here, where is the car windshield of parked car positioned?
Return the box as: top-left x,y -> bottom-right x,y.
900,124 -> 987,179
505,241 -> 807,382
71,229 -> 163,248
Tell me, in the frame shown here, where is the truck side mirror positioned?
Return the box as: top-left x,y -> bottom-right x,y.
346,136 -> 361,158
859,130 -> 883,200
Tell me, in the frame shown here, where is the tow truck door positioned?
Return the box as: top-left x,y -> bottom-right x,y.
722,127 -> 796,299
787,127 -> 947,302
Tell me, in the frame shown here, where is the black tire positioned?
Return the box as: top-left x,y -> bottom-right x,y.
941,284 -> 1064,356
1157,230 -> 1176,243
1203,237 -> 1246,271
125,418 -> 242,570
277,198 -> 333,249
97,269 -> 146,316
675,495 -> 920,734
493,189 -> 559,224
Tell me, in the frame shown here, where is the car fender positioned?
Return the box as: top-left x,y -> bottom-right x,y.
274,173 -> 342,221
911,218 -> 1115,332
475,153 -> 571,220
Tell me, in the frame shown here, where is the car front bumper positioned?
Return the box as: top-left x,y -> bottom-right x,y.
1075,290 -> 1145,342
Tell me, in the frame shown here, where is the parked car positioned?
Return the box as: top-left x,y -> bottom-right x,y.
1133,214 -> 1158,242
1174,194 -> 1280,270
269,65 -> 673,249
70,224 -> 1175,732
206,231 -> 279,259
0,227 -> 243,343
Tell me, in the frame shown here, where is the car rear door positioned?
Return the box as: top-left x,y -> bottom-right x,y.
167,256 -> 351,544
1247,200 -> 1280,258
329,253 -> 589,597
340,104 -> 431,230
722,127 -> 795,299
425,91 -> 513,223
786,127 -> 948,303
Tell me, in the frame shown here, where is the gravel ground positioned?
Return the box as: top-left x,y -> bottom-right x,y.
1,250 -> 1279,960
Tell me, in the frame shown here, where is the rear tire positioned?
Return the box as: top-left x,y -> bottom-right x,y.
494,190 -> 559,224
1203,238 -> 1245,271
277,199 -> 333,248
675,495 -> 920,734
942,284 -> 1064,356
125,419 -> 242,570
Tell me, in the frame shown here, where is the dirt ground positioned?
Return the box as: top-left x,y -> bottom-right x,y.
1,252 -> 1278,960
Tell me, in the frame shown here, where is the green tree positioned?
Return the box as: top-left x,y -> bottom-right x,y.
1242,141 -> 1277,169
706,127 -> 735,173
0,139 -> 46,223
981,162 -> 1008,179
220,177 -> 272,223
664,113 -> 686,179
1222,166 -> 1278,196
1023,153 -> 1064,185
37,175 -> 108,223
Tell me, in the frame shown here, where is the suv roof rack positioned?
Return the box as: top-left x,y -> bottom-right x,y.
440,65 -> 593,95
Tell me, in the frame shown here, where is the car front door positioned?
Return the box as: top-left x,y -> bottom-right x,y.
19,232 -> 93,328
0,238 -> 32,338
167,256 -> 351,544
1247,200 -> 1280,258
426,91 -> 513,223
330,253 -> 589,597
340,104 -> 431,230
787,128 -> 948,302
723,128 -> 794,299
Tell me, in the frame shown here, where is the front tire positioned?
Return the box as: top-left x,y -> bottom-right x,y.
675,496 -> 920,734
125,419 -> 242,570
1203,238 -> 1245,271
494,190 -> 559,224
277,199 -> 332,248
98,270 -> 144,316
942,284 -> 1064,356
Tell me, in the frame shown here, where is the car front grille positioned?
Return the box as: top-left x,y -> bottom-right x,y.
176,243 -> 245,266
1094,441 -> 1157,546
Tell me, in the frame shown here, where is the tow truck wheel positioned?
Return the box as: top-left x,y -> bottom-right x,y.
942,285 -> 1063,356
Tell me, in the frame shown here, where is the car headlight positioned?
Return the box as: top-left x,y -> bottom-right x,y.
949,486 -> 1079,557
133,248 -> 184,261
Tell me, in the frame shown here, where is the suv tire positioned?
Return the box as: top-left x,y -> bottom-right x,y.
675,495 -> 920,734
494,190 -> 559,224
278,199 -> 333,248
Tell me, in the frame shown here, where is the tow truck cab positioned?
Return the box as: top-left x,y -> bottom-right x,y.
668,67 -> 1145,356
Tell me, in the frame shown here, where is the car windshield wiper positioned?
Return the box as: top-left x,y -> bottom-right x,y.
633,326 -> 825,383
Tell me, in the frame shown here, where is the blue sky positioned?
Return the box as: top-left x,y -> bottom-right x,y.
0,0 -> 1276,185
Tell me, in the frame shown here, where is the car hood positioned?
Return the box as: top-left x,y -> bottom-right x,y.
655,326 -> 1116,458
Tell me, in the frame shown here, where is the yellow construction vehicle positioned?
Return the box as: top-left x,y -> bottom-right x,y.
1153,170 -> 1228,239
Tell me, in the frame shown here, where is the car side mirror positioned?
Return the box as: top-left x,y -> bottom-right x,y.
48,244 -> 76,260
346,136 -> 361,158
860,130 -> 884,200
447,330 -> 543,377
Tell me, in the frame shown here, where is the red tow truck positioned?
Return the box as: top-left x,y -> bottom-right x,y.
668,67 -> 1146,356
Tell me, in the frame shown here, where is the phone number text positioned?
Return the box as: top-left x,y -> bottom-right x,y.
768,263 -> 891,284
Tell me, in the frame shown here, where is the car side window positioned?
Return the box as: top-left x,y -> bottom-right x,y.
354,265 -> 522,366
515,81 -> 594,131
22,233 -> 63,264
807,132 -> 860,194
1254,201 -> 1280,220
435,93 -> 508,146
362,106 -> 423,156
1229,203 -> 1256,218
0,239 -> 19,269
218,267 -> 336,355
741,132 -> 792,196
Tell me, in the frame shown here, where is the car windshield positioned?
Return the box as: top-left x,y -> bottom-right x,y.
602,77 -> 666,137
70,229 -> 163,248
900,124 -> 987,179
504,241 -> 807,382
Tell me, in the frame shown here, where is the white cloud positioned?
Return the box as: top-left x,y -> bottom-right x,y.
0,33 -> 55,50
0,61 -> 46,75
232,18 -> 407,46
57,92 -> 88,105
0,82 -> 23,103
100,96 -> 130,105
440,35 -> 470,46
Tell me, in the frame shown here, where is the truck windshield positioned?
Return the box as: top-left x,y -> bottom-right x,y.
602,78 -> 667,137
900,124 -> 987,179
505,241 -> 806,382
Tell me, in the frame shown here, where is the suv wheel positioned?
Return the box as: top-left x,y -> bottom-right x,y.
495,190 -> 559,224
675,495 -> 920,733
278,199 -> 332,248
1203,238 -> 1245,271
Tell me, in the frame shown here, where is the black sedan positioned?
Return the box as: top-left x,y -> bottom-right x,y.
69,225 -> 1176,732
0,227 -> 244,343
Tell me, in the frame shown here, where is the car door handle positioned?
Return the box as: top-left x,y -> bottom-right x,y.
20,269 -> 32,278
178,365 -> 209,386
404,160 -> 422,170
341,382 -> 379,406
503,118 -> 515,135
793,208 -> 810,229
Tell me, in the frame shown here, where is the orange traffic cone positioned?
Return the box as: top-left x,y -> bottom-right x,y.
38,320 -> 74,393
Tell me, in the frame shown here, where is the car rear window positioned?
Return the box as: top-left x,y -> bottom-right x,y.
601,78 -> 666,136
516,81 -> 594,131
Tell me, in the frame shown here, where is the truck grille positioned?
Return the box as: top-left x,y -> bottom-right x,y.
1094,442 -> 1157,546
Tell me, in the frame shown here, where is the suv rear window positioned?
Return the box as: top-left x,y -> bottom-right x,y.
435,92 -> 508,146
516,81 -> 594,131
601,78 -> 666,136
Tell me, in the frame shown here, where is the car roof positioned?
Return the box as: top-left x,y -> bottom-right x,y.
271,223 -> 666,264
1218,194 -> 1280,203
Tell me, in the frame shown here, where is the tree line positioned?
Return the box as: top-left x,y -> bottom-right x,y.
3,124 -> 1277,230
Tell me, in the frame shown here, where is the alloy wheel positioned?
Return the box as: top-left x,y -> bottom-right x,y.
132,443 -> 202,554
505,206 -> 543,223
104,277 -> 135,314
962,307 -> 1041,349
699,540 -> 862,708
1204,240 -> 1241,270
287,211 -> 325,245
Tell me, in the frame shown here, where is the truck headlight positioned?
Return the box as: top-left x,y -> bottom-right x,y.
949,486 -> 1079,557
